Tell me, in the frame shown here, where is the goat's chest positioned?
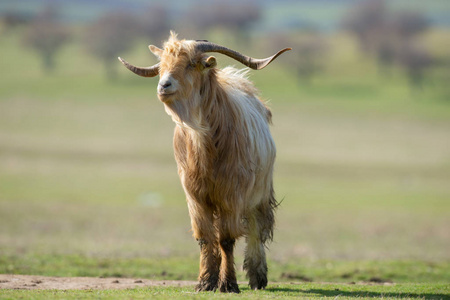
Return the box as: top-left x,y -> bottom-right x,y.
172,127 -> 216,201
173,127 -> 214,175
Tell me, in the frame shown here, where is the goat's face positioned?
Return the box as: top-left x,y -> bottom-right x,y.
150,38 -> 217,106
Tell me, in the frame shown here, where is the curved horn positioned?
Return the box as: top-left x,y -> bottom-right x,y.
195,42 -> 291,70
118,57 -> 160,77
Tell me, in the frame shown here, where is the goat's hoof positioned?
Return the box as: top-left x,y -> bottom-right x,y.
249,274 -> 268,290
218,280 -> 240,293
195,280 -> 217,292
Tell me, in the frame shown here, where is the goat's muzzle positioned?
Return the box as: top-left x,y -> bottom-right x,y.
157,73 -> 178,101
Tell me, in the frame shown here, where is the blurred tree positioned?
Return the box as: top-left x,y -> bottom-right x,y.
374,35 -> 397,75
343,0 -> 433,88
268,32 -> 328,85
1,11 -> 32,33
391,10 -> 431,88
295,35 -> 328,85
342,0 -> 387,53
84,11 -> 140,81
397,42 -> 433,89
391,10 -> 429,39
136,4 -> 170,44
22,5 -> 71,73
213,1 -> 261,45
182,0 -> 261,45
342,0 -> 397,75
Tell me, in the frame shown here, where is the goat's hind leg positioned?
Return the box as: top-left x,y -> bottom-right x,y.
244,202 -> 274,290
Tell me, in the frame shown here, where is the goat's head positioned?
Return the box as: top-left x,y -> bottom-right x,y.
147,32 -> 218,104
119,32 -> 290,104
119,32 -> 290,128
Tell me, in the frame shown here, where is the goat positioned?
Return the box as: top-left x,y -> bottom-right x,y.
119,32 -> 290,293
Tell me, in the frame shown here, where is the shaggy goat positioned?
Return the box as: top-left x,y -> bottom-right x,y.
119,32 -> 290,293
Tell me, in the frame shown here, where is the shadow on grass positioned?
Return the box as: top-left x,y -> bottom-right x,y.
266,287 -> 448,299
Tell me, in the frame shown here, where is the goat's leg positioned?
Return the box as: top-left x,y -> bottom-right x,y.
217,213 -> 240,293
244,202 -> 275,290
217,235 -> 240,293
188,203 -> 220,292
196,237 -> 220,292
244,233 -> 268,290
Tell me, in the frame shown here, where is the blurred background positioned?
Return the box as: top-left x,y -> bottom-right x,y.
0,0 -> 449,282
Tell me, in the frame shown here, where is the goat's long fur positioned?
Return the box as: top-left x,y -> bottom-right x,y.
172,66 -> 277,236
129,32 -> 280,293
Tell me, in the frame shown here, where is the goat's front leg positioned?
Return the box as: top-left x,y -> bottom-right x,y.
196,237 -> 220,292
218,236 -> 240,293
217,213 -> 240,293
188,202 -> 220,292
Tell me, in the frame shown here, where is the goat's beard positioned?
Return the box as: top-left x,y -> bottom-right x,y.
163,93 -> 205,132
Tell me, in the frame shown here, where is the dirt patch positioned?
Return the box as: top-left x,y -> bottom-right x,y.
0,274 -> 396,290
0,274 -> 197,290
280,272 -> 313,282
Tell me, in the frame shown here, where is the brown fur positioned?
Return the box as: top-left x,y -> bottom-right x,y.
154,33 -> 277,293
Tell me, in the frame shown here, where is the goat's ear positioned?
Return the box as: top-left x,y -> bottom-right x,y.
149,45 -> 163,58
201,56 -> 217,69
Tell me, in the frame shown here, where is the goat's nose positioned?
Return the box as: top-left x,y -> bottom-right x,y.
158,79 -> 173,95
158,74 -> 176,95
160,81 -> 172,89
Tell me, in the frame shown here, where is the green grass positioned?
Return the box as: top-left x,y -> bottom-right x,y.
0,27 -> 449,298
1,283 -> 449,299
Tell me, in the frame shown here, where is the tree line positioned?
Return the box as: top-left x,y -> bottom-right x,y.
270,0 -> 437,89
0,0 -> 442,89
2,1 -> 261,80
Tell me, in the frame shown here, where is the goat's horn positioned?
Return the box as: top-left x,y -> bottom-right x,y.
195,42 -> 291,70
118,57 -> 160,77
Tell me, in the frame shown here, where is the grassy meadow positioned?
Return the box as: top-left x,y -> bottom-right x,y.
0,25 -> 450,299
1,283 -> 449,300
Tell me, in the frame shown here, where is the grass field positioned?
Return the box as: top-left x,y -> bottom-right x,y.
1,282 -> 449,299
0,26 -> 449,298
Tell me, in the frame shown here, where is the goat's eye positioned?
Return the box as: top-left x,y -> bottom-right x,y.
188,61 -> 197,69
